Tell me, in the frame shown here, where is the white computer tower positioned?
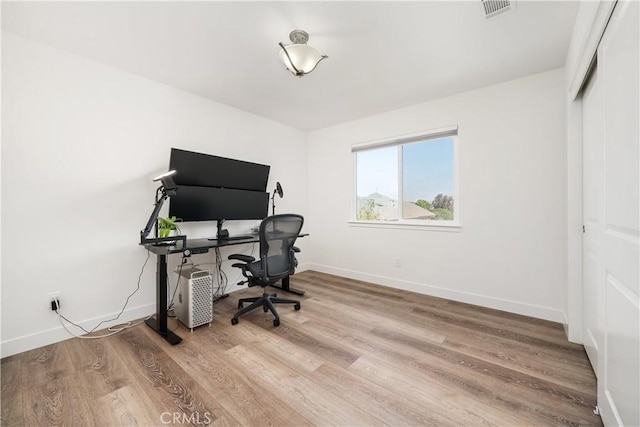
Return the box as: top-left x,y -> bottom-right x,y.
173,267 -> 213,332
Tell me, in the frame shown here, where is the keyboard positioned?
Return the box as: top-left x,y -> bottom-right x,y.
208,235 -> 255,241
226,235 -> 255,241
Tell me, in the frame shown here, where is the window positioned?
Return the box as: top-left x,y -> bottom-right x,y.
353,127 -> 458,226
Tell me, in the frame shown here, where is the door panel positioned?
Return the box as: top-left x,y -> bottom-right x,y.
598,1 -> 640,425
604,273 -> 639,426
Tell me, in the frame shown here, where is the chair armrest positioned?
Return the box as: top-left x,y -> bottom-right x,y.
228,254 -> 255,263
292,246 -> 301,253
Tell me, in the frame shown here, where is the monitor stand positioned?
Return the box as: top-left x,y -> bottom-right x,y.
216,219 -> 229,240
208,219 -> 254,241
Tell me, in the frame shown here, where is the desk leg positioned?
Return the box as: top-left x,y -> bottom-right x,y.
145,253 -> 182,345
270,275 -> 305,296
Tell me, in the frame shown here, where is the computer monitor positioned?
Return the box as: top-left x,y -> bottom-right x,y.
169,186 -> 269,222
167,148 -> 271,238
169,148 -> 269,191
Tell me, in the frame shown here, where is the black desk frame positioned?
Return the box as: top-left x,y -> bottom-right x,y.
144,235 -> 305,345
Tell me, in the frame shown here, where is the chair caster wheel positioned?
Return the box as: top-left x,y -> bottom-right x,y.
294,303 -> 301,311
231,318 -> 239,325
263,306 -> 269,312
273,318 -> 280,327
238,302 -> 243,309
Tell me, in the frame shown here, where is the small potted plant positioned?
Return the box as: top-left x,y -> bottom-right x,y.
157,216 -> 181,238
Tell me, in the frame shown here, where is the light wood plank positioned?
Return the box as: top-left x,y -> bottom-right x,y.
225,344 -> 383,426
92,384 -> 160,426
1,355 -> 24,426
64,336 -> 133,400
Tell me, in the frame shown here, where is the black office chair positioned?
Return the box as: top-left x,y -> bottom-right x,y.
228,214 -> 304,327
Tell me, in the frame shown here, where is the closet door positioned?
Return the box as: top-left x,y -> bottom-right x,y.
582,68 -> 604,374
597,0 -> 639,425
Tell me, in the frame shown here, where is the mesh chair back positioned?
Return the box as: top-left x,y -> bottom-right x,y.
259,214 -> 304,280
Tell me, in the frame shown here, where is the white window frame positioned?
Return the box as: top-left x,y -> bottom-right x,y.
350,125 -> 460,232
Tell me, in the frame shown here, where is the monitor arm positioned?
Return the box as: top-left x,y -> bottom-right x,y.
140,186 -> 186,246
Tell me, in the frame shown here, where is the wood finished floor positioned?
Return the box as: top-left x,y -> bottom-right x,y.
1,271 -> 600,426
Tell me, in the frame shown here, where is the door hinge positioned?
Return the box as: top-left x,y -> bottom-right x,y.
583,225 -> 586,233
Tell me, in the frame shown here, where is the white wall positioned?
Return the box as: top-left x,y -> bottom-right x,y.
1,33 -> 308,357
307,68 -> 567,321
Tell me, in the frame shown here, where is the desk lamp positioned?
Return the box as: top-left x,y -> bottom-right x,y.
271,182 -> 284,215
140,170 -> 186,246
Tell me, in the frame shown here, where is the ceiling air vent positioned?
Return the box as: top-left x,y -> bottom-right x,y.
481,0 -> 511,18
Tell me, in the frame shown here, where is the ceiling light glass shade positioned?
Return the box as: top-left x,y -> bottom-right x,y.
278,30 -> 328,77
279,44 -> 326,75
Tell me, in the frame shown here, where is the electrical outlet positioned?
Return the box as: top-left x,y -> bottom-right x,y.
48,292 -> 61,311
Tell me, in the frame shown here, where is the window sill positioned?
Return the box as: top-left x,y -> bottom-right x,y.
348,220 -> 461,232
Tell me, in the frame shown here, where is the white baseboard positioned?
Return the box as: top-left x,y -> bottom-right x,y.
308,264 -> 564,323
562,311 -> 583,343
3,263 -> 563,358
1,303 -> 155,358
562,311 -> 571,340
297,262 -> 312,273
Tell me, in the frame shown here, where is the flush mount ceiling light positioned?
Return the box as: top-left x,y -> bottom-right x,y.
278,30 -> 328,77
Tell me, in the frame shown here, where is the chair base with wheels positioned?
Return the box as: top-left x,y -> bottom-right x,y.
231,292 -> 301,327
228,214 -> 305,327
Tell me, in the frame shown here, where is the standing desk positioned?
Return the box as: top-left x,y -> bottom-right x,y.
144,234 -> 306,344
